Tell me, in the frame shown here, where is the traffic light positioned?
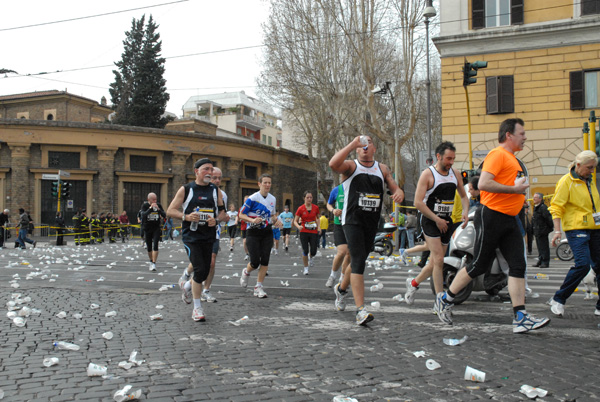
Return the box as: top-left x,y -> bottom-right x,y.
62,182 -> 72,199
463,60 -> 488,86
51,181 -> 60,198
460,169 -> 480,185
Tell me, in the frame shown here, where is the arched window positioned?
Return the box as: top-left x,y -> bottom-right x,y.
47,114 -> 54,121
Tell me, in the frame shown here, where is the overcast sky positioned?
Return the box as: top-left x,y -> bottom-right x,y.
0,0 -> 269,116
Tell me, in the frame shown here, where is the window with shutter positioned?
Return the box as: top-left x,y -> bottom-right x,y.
582,0 -> 600,16
486,77 -> 499,114
472,0 -> 485,29
570,71 -> 585,110
511,0 -> 524,25
486,76 -> 514,114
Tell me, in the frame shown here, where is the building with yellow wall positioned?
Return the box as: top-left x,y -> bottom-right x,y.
434,0 -> 600,196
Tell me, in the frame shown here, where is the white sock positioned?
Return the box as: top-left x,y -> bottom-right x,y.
193,299 -> 202,308
184,281 -> 191,291
256,282 -> 262,288
183,269 -> 190,278
330,270 -> 337,277
340,273 -> 345,282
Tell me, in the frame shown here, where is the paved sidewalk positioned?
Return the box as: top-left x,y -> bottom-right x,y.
1,238 -> 599,401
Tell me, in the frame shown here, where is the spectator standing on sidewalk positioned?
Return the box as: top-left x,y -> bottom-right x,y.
0,209 -> 9,248
548,150 -> 600,317
532,192 -> 553,268
17,208 -> 36,249
319,212 -> 329,248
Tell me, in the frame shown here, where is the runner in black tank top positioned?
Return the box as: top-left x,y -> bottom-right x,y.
167,158 -> 227,323
329,135 -> 404,326
406,142 -> 469,322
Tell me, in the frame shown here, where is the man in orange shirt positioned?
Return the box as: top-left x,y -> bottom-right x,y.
434,118 -> 551,334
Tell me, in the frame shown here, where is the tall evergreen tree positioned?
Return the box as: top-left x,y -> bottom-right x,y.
109,15 -> 170,128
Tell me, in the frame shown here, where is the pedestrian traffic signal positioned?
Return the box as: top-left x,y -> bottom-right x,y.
62,182 -> 72,199
463,60 -> 488,86
51,181 -> 60,198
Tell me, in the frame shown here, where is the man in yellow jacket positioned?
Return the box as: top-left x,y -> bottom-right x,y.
319,212 -> 329,249
548,150 -> 600,317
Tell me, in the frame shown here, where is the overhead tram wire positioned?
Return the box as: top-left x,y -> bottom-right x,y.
0,0 -> 190,32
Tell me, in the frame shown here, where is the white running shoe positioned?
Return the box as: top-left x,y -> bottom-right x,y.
309,257 -> 315,268
244,254 -> 249,261
405,277 -> 418,305
399,249 -> 409,266
254,286 -> 268,298
192,306 -> 205,322
240,269 -> 250,288
356,308 -> 374,326
334,283 -> 348,311
550,299 -> 564,317
149,262 -> 156,272
433,292 -> 453,325
303,267 -> 309,275
274,249 -> 278,255
325,276 -> 335,288
201,290 -> 217,303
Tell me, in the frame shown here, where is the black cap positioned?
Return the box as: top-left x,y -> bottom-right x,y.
194,158 -> 213,169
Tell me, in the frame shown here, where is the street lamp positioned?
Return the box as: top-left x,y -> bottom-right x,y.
424,1 -> 436,162
372,81 -> 400,242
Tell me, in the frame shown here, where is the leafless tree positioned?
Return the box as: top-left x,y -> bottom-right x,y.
259,0 -> 440,200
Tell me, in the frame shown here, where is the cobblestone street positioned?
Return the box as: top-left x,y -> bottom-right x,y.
1,236 -> 598,401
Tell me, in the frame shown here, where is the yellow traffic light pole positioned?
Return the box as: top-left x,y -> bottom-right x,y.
590,111 -> 596,185
464,86 -> 473,170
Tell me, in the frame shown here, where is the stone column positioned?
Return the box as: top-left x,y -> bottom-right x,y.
8,143 -> 31,215
171,152 -> 190,194
226,158 -> 243,207
97,147 -> 118,213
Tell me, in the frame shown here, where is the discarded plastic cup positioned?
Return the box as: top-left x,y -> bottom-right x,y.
105,311 -> 117,317
113,385 -> 142,402
443,335 -> 468,346
150,314 -> 163,321
370,301 -> 381,310
87,362 -> 108,377
55,311 -> 67,319
13,317 -> 26,327
464,366 -> 486,382
118,361 -> 133,370
53,341 -> 80,351
129,350 -> 144,366
18,307 -> 32,317
519,384 -> 548,399
102,332 -> 114,340
7,311 -> 17,319
229,316 -> 249,326
333,396 -> 358,402
43,357 -> 59,367
369,285 -> 380,292
90,304 -> 100,309
413,351 -> 426,358
392,294 -> 405,302
426,359 -> 441,370
377,282 -> 384,290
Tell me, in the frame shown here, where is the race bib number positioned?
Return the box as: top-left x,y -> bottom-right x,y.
285,218 -> 292,223
148,211 -> 160,221
198,209 -> 214,226
358,194 -> 381,209
433,203 -> 453,215
593,212 -> 600,226
305,221 -> 317,230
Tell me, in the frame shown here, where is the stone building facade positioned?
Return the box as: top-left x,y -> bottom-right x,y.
0,119 -> 315,227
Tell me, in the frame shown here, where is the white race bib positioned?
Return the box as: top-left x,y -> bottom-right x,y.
433,203 -> 453,215
358,194 -> 381,209
197,209 -> 214,226
305,221 -> 317,230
